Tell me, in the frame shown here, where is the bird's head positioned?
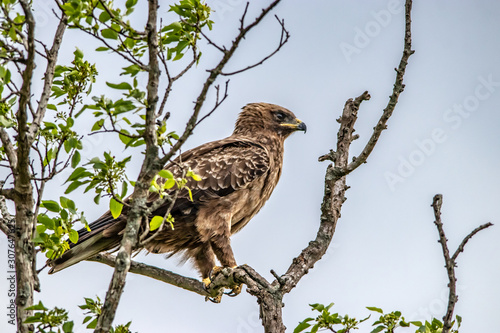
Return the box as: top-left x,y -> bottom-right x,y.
233,103 -> 306,139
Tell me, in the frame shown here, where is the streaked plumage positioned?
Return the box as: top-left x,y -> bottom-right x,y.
48,103 -> 306,284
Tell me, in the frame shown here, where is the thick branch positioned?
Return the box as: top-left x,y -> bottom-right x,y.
88,253 -> 209,296
15,2 -> 37,332
95,1 -> 160,332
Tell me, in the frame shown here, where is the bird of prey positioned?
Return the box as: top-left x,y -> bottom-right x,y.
48,102 -> 306,298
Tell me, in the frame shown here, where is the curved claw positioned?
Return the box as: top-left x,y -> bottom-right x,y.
209,266 -> 223,281
205,295 -> 222,303
224,284 -> 242,297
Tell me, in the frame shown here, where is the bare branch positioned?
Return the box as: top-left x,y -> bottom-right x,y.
280,0 -> 413,299
220,15 -> 290,76
195,80 -> 230,126
87,253 -> 209,296
343,0 -> 414,175
432,194 -> 493,333
452,222 -> 493,262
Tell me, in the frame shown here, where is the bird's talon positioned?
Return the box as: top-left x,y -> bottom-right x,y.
209,266 -> 223,280
225,284 -> 242,297
205,295 -> 222,303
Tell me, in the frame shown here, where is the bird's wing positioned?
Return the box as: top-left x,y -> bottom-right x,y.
152,137 -> 270,215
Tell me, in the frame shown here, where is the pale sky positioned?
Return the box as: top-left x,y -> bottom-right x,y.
1,1 -> 500,332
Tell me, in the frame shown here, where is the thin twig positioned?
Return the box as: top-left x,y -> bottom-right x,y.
195,80 -> 230,126
220,15 -> 290,76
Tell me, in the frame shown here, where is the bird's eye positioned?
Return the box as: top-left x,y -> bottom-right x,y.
274,111 -> 285,121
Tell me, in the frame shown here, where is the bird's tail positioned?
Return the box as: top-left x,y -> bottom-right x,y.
47,212 -> 123,274
47,234 -> 119,274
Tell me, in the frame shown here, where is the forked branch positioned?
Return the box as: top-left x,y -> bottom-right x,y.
432,194 -> 493,333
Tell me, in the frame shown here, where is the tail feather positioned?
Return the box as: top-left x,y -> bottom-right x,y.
47,212 -> 123,274
47,234 -> 120,274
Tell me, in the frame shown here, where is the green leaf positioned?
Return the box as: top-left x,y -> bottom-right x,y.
158,170 -> 173,179
69,229 -> 79,244
26,301 -> 47,311
65,181 -> 83,194
106,81 -> 132,90
71,151 -> 81,168
121,181 -> 128,199
101,28 -> 118,39
41,200 -> 60,213
293,321 -> 312,333
63,321 -> 74,333
98,10 -> 111,22
370,326 -> 385,333
74,47 -> 84,60
163,178 -> 176,190
67,167 -> 89,182
309,303 -> 324,311
126,0 -> 138,8
47,104 -> 57,111
366,306 -> 384,314
96,46 -> 109,52
110,198 -> 124,219
150,215 -> 164,231
92,119 -> 105,131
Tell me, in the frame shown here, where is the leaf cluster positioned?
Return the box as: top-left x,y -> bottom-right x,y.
34,196 -> 88,260
65,151 -> 131,205
295,303 -> 462,333
25,297 -> 134,333
162,0 -> 213,61
25,301 -> 74,333
51,48 -> 97,113
294,302 -> 368,333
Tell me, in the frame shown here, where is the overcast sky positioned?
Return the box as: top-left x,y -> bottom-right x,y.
1,0 -> 500,332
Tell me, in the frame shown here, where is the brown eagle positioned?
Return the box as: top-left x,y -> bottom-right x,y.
48,103 -> 306,293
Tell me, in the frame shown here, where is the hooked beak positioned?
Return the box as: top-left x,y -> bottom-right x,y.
280,118 -> 307,133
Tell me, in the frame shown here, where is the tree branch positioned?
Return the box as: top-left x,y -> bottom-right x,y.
27,15 -> 67,144
95,0 -> 160,331
432,194 -> 493,333
0,127 -> 17,170
343,0 -> 414,175
279,0 -> 413,300
87,253 -> 209,296
15,1 -> 37,331
220,15 -> 290,76
0,194 -> 15,237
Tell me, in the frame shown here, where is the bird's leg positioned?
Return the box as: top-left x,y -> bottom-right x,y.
210,234 -> 242,297
196,202 -> 242,299
193,244 -> 224,303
